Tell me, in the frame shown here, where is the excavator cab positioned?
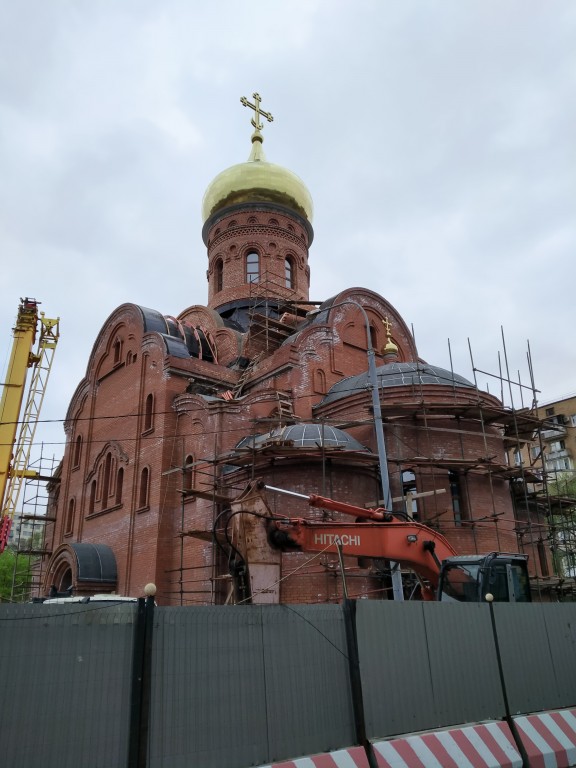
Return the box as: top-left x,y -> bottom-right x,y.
437,553 -> 531,603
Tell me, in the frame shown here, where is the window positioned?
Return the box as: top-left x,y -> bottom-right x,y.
545,407 -> 555,417
246,251 -> 259,283
65,498 -> 75,534
513,450 -> 522,467
144,393 -> 154,432
73,435 -> 82,468
139,467 -> 149,509
89,481 -> 96,515
369,324 -> 378,350
102,452 -> 112,508
530,446 -> 541,460
184,455 -> 194,491
537,541 -> 550,577
449,470 -> 463,524
116,467 -> 124,505
401,470 -> 418,520
285,256 -> 295,289
113,338 -> 123,364
215,258 -> 223,292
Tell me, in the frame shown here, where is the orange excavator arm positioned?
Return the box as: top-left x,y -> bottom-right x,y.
267,518 -> 456,590
231,481 -> 457,600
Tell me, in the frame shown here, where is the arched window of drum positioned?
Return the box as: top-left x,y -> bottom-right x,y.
184,454 -> 194,491
246,251 -> 259,283
144,393 -> 154,432
65,498 -> 75,534
139,466 -> 149,509
285,256 -> 295,289
102,452 -> 112,507
89,480 -> 96,515
116,467 -> 124,505
73,435 -> 82,468
314,369 -> 326,394
401,470 -> 418,520
215,258 -> 223,292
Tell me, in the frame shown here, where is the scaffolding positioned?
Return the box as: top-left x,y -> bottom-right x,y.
7,445 -> 59,602
172,326 -> 576,605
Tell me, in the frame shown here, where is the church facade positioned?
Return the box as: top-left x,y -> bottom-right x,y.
42,97 -> 541,604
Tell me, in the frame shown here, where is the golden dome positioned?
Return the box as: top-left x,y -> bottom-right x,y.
201,131 -> 313,224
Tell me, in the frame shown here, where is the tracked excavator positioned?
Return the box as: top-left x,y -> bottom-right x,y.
221,480 -> 531,604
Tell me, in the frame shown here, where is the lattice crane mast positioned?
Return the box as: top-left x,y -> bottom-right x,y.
0,298 -> 60,552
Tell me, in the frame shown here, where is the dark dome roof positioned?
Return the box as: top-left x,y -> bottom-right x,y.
235,423 -> 368,451
318,362 -> 474,407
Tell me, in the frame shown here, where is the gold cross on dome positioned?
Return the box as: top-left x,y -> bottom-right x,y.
240,92 -> 274,131
383,316 -> 393,336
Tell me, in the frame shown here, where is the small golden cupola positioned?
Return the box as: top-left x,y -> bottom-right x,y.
202,94 -> 314,317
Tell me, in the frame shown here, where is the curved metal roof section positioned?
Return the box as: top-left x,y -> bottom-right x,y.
318,362 -> 475,408
70,543 -> 118,584
235,423 -> 369,451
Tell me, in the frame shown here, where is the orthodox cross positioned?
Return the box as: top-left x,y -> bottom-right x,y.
240,92 -> 274,131
383,316 -> 393,336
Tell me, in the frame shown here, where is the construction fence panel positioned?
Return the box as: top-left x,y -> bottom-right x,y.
494,602 -> 576,715
0,603 -> 136,768
541,603 -> 576,708
356,601 -> 507,739
148,604 -> 354,768
261,603 -> 355,761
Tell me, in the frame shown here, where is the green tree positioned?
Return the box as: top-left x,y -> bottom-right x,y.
0,548 -> 35,602
546,472 -> 576,583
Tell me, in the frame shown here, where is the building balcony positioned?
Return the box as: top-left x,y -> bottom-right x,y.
541,426 -> 567,441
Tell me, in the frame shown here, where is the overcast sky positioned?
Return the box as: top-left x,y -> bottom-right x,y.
1,0 -> 574,465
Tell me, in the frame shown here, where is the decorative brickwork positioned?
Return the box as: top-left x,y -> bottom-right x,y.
42,147 -> 545,605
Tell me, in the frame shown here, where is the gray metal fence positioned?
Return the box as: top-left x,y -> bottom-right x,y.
149,604 -> 354,768
0,603 -> 136,768
1,600 -> 576,768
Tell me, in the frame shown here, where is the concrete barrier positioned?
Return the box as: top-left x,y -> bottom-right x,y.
513,709 -> 576,768
256,745 -> 369,767
371,721 -> 523,768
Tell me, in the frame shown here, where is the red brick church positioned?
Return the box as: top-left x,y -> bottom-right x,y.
43,96 -> 539,604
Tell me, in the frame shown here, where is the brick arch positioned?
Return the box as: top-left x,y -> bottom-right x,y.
43,542 -> 118,597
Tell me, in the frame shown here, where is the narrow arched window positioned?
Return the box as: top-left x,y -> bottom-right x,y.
184,454 -> 194,492
102,452 -> 112,507
215,258 -> 223,292
116,467 -> 124,505
139,467 -> 149,509
401,470 -> 418,520
369,324 -> 378,350
65,498 -> 75,534
89,481 -> 96,514
73,435 -> 82,468
246,251 -> 259,283
144,393 -> 154,432
285,256 -> 295,289
113,338 -> 122,364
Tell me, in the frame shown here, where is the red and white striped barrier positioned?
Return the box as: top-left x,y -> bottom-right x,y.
256,745 -> 369,768
514,708 -> 576,768
371,721 -> 522,768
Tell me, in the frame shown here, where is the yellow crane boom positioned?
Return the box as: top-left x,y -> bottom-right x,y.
0,298 -> 59,552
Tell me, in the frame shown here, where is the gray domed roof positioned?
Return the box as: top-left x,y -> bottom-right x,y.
235,423 -> 368,451
318,362 -> 474,407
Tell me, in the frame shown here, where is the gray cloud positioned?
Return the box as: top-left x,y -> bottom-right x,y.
1,0 -> 574,461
